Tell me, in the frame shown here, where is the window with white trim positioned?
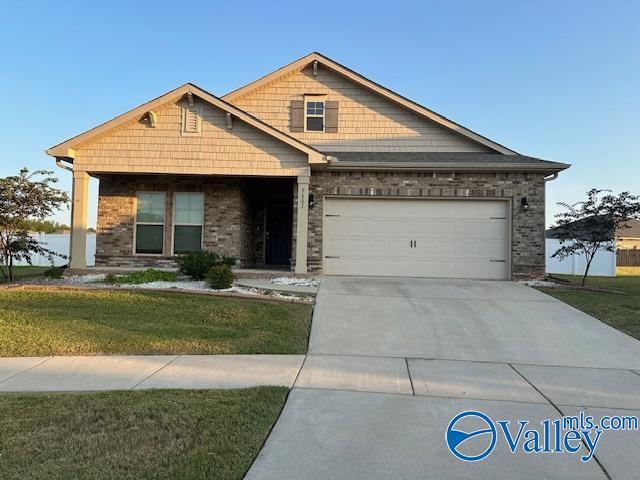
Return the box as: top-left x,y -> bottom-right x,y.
173,193 -> 204,254
135,192 -> 165,254
305,99 -> 325,132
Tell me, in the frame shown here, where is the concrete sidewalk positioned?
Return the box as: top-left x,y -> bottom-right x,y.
0,355 -> 304,392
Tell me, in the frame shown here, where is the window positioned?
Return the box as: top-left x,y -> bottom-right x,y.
173,193 -> 204,254
135,193 -> 165,254
305,99 -> 325,132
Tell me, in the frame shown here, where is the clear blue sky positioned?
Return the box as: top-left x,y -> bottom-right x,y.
1,0 -> 638,228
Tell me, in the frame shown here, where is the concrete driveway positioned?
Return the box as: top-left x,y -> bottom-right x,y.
310,277 -> 640,368
246,277 -> 640,480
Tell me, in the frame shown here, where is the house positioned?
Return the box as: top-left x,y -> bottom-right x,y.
546,218 -> 640,249
46,52 -> 569,280
617,219 -> 640,250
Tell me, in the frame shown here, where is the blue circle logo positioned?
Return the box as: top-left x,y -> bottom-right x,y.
446,411 -> 497,462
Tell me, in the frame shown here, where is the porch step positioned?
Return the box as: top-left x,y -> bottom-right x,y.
232,268 -> 315,280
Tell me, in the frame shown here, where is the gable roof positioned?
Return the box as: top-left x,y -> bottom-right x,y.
618,219 -> 640,238
46,83 -> 325,163
223,52 -> 518,155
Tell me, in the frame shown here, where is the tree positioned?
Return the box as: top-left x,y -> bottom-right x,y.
0,169 -> 69,282
18,219 -> 70,233
551,189 -> 640,286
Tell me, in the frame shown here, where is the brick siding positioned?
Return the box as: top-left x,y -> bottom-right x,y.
303,170 -> 546,279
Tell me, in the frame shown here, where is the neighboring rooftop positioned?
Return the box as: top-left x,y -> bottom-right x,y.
546,218 -> 640,239
618,219 -> 640,238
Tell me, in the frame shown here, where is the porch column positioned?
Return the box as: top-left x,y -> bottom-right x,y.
295,174 -> 310,274
69,170 -> 89,269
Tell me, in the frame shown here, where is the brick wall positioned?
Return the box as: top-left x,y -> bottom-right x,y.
95,175 -> 253,267
96,171 -> 546,279
304,170 -> 546,279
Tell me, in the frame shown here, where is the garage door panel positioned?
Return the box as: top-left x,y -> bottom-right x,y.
323,198 -> 509,280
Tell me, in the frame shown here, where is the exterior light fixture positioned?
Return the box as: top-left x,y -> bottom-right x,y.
521,196 -> 529,212
308,194 -> 315,208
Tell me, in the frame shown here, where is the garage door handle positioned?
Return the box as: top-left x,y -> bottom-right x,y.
325,214 -> 341,217
325,256 -> 340,259
489,259 -> 506,262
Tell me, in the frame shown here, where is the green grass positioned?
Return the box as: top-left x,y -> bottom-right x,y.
104,268 -> 178,284
0,289 -> 312,356
539,268 -> 640,341
0,387 -> 288,480
0,265 -> 50,282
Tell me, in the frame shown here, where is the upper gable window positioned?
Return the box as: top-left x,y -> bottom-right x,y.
305,99 -> 325,132
182,104 -> 202,136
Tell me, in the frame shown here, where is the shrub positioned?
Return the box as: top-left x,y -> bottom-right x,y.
206,264 -> 234,290
43,267 -> 64,279
104,269 -> 177,285
176,251 -> 236,280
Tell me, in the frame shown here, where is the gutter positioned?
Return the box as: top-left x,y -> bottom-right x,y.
55,157 -> 73,172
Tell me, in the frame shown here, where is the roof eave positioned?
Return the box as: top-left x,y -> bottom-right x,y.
323,160 -> 571,173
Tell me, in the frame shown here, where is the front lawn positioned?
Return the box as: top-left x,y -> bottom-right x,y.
0,387 -> 287,480
0,289 -> 312,356
538,269 -> 640,341
0,265 -> 50,282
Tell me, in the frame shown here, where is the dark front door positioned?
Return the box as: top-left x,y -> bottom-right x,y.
265,202 -> 292,265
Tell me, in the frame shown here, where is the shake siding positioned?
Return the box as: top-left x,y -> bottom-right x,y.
230,66 -> 493,153
73,98 -> 309,176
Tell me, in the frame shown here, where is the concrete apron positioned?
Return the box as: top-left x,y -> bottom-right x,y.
245,277 -> 640,480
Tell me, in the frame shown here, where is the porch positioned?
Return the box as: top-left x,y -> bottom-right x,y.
69,172 -> 311,274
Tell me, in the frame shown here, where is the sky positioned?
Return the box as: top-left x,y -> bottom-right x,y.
1,0 -> 638,228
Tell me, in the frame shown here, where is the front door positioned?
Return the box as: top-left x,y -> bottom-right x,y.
265,200 -> 293,265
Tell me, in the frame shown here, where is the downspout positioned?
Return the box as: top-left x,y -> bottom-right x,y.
544,172 -> 559,182
54,157 -> 74,267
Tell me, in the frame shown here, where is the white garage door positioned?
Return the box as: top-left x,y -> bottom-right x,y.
323,198 -> 509,279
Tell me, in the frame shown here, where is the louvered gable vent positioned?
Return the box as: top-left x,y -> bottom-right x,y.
182,102 -> 202,135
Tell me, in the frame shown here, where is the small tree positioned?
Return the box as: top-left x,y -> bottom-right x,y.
552,189 -> 640,286
0,169 -> 69,282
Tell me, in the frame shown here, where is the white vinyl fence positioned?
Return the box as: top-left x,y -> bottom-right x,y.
546,238 -> 616,277
13,233 -> 96,267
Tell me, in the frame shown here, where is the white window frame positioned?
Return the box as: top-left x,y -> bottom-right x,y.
133,191 -> 166,256
304,97 -> 326,132
171,192 -> 205,255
